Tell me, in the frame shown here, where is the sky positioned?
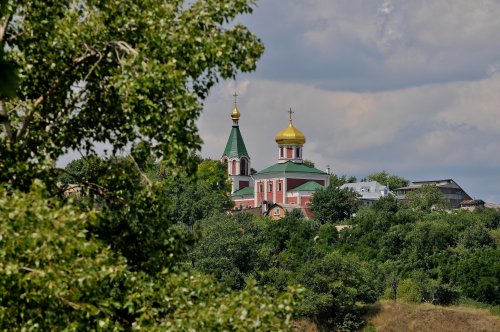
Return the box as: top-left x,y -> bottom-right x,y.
198,0 -> 500,203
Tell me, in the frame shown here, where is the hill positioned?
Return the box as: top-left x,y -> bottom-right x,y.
293,300 -> 500,332
364,300 -> 500,332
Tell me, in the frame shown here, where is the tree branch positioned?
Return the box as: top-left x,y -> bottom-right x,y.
15,47 -> 100,141
15,40 -> 137,142
0,6 -> 16,44
54,167 -> 125,203
128,154 -> 153,188
0,99 -> 13,141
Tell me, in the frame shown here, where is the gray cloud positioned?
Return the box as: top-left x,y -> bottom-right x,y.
238,0 -> 500,91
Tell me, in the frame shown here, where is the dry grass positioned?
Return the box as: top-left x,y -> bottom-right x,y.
292,319 -> 319,332
365,300 -> 500,332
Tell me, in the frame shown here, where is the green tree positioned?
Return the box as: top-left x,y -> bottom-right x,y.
161,159 -> 233,227
405,185 -> 450,211
366,170 -> 409,190
303,159 -> 315,167
296,252 -> 378,329
329,173 -> 357,187
0,184 -> 298,330
190,213 -> 261,289
371,195 -> 400,214
449,248 -> 500,305
58,155 -> 107,186
310,185 -> 359,223
0,0 -> 264,190
59,156 -> 232,273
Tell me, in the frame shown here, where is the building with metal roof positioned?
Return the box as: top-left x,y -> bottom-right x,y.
394,179 -> 472,209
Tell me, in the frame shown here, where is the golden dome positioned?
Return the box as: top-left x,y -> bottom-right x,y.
231,106 -> 240,120
275,122 -> 306,145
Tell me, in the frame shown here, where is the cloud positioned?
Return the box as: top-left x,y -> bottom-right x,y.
238,0 -> 500,91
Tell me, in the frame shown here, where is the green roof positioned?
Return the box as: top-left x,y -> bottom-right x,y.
223,126 -> 249,158
256,161 -> 327,175
291,181 -> 325,192
232,186 -> 254,196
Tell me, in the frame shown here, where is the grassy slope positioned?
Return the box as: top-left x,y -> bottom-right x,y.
364,300 -> 500,332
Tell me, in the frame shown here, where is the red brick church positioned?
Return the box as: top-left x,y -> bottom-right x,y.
221,96 -> 329,217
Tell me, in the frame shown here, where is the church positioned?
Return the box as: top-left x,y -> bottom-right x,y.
221,96 -> 330,217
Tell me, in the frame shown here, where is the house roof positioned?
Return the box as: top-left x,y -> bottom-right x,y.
291,181 -> 324,192
256,161 -> 326,175
265,203 -> 306,216
460,199 -> 485,206
232,186 -> 254,196
340,181 -> 389,200
223,126 -> 249,159
396,179 -> 457,190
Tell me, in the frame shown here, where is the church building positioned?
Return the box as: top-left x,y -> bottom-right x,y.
221,96 -> 329,217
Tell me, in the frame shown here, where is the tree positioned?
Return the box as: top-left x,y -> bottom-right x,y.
296,252 -> 378,329
160,159 -> 233,227
371,194 -> 400,214
0,184 -> 298,330
329,174 -> 357,187
0,0 -> 264,189
303,159 -> 315,167
310,185 -> 359,224
404,185 -> 450,211
59,156 -> 233,273
366,171 -> 409,190
190,213 -> 261,289
58,155 -> 107,186
449,248 -> 500,305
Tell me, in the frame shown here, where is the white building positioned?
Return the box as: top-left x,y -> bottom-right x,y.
340,181 -> 390,206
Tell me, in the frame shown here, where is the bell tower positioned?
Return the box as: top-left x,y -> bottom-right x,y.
221,93 -> 252,193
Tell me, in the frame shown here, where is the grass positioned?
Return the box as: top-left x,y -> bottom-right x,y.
363,300 -> 500,332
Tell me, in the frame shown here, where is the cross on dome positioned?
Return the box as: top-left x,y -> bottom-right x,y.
288,108 -> 294,123
233,92 -> 238,106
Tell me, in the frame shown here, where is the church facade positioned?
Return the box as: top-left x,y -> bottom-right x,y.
221,98 -> 329,217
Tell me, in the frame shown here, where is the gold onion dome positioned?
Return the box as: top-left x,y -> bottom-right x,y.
275,121 -> 306,145
231,106 -> 240,120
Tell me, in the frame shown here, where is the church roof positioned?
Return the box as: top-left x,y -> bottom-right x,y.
256,161 -> 326,175
223,126 -> 249,159
275,109 -> 306,146
275,122 -> 306,145
232,186 -> 254,196
291,181 -> 324,192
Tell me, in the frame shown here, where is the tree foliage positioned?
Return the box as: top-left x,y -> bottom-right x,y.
0,183 -> 298,330
405,185 -> 450,211
60,156 -> 233,274
329,173 -> 357,187
190,211 -> 380,330
366,170 -> 409,190
0,0 -> 264,189
310,185 -> 359,224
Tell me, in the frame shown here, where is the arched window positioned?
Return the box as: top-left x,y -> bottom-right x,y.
296,147 -> 301,158
240,158 -> 247,175
232,160 -> 236,175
